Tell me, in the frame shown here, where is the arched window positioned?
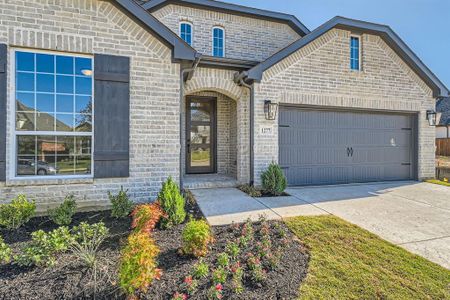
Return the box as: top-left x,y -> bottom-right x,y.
212,27 -> 225,57
180,22 -> 193,46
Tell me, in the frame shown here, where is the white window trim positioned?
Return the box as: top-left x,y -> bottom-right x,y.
212,26 -> 225,57
350,34 -> 362,71
179,21 -> 193,46
9,47 -> 95,181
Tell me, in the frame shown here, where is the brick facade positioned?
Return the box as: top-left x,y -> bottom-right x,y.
0,1 -> 439,211
151,4 -> 300,61
0,0 -> 180,211
253,29 -> 436,185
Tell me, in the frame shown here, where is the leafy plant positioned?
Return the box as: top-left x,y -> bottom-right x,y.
239,218 -> 254,247
238,184 -> 262,197
69,222 -> 109,268
211,267 -> 228,284
260,162 -> 287,196
131,203 -> 165,234
225,241 -> 240,260
0,236 -> 12,264
217,252 -> 230,268
0,194 -> 36,230
247,253 -> 266,283
182,275 -> 198,295
193,259 -> 209,279
48,195 -> 77,226
207,283 -> 223,300
108,186 -> 133,219
230,262 -> 244,294
158,177 -> 186,229
172,292 -> 188,300
181,219 -> 213,257
15,226 -> 72,267
119,232 -> 161,296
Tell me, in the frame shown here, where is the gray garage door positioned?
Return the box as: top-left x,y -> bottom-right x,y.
279,107 -> 415,186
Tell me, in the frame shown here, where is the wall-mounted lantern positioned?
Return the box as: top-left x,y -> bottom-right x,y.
264,100 -> 278,120
426,110 -> 441,126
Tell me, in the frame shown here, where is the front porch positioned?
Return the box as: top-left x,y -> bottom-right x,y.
181,68 -> 251,188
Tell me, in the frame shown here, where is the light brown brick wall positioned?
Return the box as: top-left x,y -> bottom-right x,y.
151,4 -> 300,61
0,0 -> 181,211
253,29 -> 436,184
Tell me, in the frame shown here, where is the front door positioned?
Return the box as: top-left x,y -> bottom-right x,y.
186,97 -> 216,174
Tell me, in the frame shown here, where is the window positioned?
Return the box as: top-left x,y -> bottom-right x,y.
180,22 -> 193,46
212,27 -> 225,57
350,36 -> 360,71
13,49 -> 93,178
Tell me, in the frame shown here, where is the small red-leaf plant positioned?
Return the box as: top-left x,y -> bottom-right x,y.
131,203 -> 165,234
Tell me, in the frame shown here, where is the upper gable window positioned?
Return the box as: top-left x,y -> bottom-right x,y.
212,27 -> 225,57
180,22 -> 192,46
350,36 -> 360,71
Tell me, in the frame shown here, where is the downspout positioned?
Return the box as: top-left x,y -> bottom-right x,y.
234,71 -> 255,185
179,54 -> 202,190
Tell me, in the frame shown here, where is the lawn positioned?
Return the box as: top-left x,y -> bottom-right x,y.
426,179 -> 450,187
285,215 -> 450,300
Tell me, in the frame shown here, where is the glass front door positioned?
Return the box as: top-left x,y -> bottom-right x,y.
186,97 -> 216,174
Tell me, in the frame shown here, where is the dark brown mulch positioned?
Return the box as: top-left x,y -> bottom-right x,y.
0,199 -> 309,300
145,220 -> 309,300
0,210 -> 130,299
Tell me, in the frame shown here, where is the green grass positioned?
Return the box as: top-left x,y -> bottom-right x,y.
426,179 -> 450,187
285,216 -> 450,300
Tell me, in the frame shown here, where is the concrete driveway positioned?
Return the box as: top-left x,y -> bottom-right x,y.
192,181 -> 450,269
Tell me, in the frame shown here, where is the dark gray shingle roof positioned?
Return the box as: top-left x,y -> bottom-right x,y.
437,97 -> 450,126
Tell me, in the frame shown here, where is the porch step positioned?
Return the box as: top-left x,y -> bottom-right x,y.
184,174 -> 238,190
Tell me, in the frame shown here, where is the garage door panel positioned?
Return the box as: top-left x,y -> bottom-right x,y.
279,107 -> 414,186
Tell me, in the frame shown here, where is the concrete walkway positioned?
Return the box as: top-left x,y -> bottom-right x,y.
191,181 -> 450,269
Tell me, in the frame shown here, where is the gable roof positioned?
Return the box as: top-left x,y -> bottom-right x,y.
437,97 -> 450,126
111,0 -> 197,60
141,0 -> 310,36
246,16 -> 449,98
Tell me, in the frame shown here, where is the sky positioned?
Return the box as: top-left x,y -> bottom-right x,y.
225,0 -> 450,90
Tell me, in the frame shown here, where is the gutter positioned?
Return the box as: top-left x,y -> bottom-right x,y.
234,71 -> 255,185
179,54 -> 202,190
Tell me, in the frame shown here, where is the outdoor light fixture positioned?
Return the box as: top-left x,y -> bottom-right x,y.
426,110 -> 441,126
264,100 -> 278,120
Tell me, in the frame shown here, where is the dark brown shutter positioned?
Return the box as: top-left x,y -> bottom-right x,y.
94,54 -> 130,178
0,44 -> 7,181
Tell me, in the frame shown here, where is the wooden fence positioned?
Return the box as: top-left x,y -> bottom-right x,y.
436,138 -> 450,157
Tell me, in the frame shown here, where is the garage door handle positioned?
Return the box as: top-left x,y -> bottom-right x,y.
347,147 -> 351,157
350,147 -> 354,157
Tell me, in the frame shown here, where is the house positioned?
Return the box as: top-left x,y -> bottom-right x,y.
0,0 -> 448,211
436,97 -> 450,138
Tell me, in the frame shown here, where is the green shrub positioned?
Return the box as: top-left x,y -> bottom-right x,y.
119,232 -> 161,296
15,226 -> 72,267
181,219 -> 213,257
108,186 -> 133,218
192,259 -> 209,279
225,241 -> 240,260
158,177 -> 186,229
261,163 -> 287,196
0,194 -> 36,230
211,267 -> 228,284
69,222 -> 109,268
48,195 -> 77,226
217,252 -> 230,268
0,236 -> 12,264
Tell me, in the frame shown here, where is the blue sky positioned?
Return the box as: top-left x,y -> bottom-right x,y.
225,0 -> 450,89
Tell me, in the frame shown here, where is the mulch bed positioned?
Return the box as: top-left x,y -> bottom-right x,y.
0,199 -> 309,300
